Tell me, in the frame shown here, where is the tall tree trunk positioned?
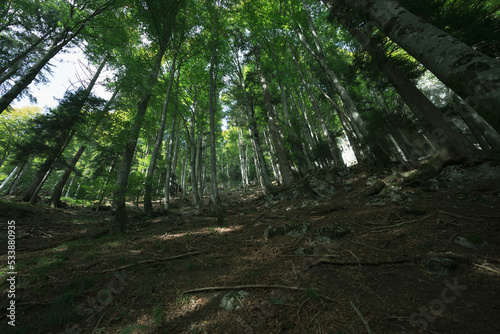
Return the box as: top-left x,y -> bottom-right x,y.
451,93 -> 500,151
208,17 -> 222,221
144,51 -> 178,217
279,79 -> 309,174
0,165 -> 19,192
0,0 -> 114,113
289,42 -> 360,165
256,57 -> 295,187
49,144 -> 86,207
164,113 -> 178,212
322,0 -> 500,132
112,46 -> 165,233
237,127 -> 249,195
263,128 -> 282,185
48,59 -> 111,208
181,147 -> 188,201
233,49 -> 276,195
19,128 -> 75,202
332,10 -> 479,160
6,159 -> 31,195
188,107 -> 201,208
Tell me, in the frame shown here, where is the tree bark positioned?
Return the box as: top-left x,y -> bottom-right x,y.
48,58 -> 111,208
112,46 -> 165,233
256,57 -> 295,187
330,9 -> 479,160
233,53 -> 276,195
322,0 -> 500,132
208,16 -> 223,222
0,165 -> 19,192
164,113 -> 178,212
0,0 -> 114,113
144,51 -> 178,217
237,127 -> 249,195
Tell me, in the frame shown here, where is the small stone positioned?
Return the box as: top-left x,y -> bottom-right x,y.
365,179 -> 386,196
454,235 -> 488,249
314,224 -> 350,243
219,290 -> 249,310
423,258 -> 458,275
365,199 -> 387,206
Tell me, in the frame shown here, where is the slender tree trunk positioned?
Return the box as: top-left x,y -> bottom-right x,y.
208,17 -> 222,221
289,42 -> 358,165
188,109 -> 201,208
181,148 -> 188,201
233,49 -> 275,195
20,128 -> 75,202
6,159 -> 31,195
49,143 -> 86,207
263,128 -> 281,185
164,113 -> 178,212
0,165 -> 19,192
255,58 -> 295,187
451,93 -> 500,150
48,58 -> 111,208
237,127 -> 249,195
334,12 -> 478,160
112,46 -> 165,233
144,51 -> 178,217
324,0 -> 500,131
0,0 -> 114,113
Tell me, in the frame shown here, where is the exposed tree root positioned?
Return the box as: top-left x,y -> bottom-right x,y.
182,284 -> 308,295
101,251 -> 200,273
310,253 -> 472,268
402,147 -> 467,185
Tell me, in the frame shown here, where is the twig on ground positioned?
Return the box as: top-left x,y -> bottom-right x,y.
311,253 -> 472,268
473,263 -> 500,274
350,241 -> 395,254
371,214 -> 433,232
182,284 -> 308,295
297,298 -> 308,334
349,250 -> 361,269
101,251 -> 200,273
350,301 -> 373,334
437,210 -> 485,222
290,260 -> 298,280
316,319 -> 322,334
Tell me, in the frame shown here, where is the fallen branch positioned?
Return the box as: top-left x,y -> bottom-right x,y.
350,301 -> 373,334
183,285 -> 336,303
312,253 -> 472,268
101,251 -> 200,273
437,210 -> 485,222
371,214 -> 433,231
473,263 -> 500,274
182,285 -> 308,295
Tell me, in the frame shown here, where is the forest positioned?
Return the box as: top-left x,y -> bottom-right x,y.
1,0 -> 500,333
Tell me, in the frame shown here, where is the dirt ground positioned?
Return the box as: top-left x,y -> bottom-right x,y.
1,163 -> 500,334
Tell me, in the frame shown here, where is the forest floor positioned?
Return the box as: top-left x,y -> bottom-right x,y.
1,163 -> 500,334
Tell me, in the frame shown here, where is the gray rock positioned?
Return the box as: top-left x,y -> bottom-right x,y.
314,224 -> 350,243
308,176 -> 337,198
365,179 -> 386,196
309,176 -> 337,198
365,176 -> 378,186
454,235 -> 488,249
265,222 -> 311,239
365,199 -> 387,206
219,290 -> 249,310
423,258 -> 458,275
294,247 -> 312,255
344,185 -> 354,193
